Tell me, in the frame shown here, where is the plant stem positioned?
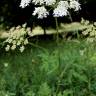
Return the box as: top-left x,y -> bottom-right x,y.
55,17 -> 61,93
55,17 -> 59,45
55,17 -> 60,65
68,11 -> 73,22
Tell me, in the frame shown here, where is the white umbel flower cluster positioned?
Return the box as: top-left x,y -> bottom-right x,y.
4,24 -> 29,52
44,0 -> 56,6
20,0 -> 81,18
33,6 -> 49,19
70,0 -> 81,11
20,0 -> 31,8
53,1 -> 69,17
32,0 -> 56,5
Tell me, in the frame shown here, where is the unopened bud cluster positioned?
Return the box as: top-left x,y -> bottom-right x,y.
4,24 -> 29,52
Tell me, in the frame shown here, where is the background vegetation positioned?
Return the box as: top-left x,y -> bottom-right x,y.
0,0 -> 96,96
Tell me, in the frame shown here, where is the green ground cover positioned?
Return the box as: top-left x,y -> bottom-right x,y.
0,39 -> 96,96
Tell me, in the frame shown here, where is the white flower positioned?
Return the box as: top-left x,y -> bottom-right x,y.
11,44 -> 16,50
10,27 -> 15,32
22,23 -> 27,28
20,37 -> 24,42
27,27 -> 31,32
12,40 -> 16,45
16,25 -> 21,29
87,38 -> 94,43
7,38 -> 13,43
33,6 -> 49,19
4,63 -> 9,67
44,0 -> 56,6
70,0 -> 81,11
32,0 -> 56,5
17,41 -> 21,45
53,1 -> 68,17
20,0 -> 81,18
59,1 -> 69,9
24,39 -> 28,45
32,0 -> 44,5
12,35 -> 17,39
53,6 -> 68,17
20,46 -> 25,52
20,0 -> 31,8
5,45 -> 10,51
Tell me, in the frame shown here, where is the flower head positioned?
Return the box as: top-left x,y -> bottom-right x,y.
20,46 -> 25,52
5,45 -> 10,51
20,0 -> 81,18
11,44 -> 16,50
20,0 -> 31,8
32,0 -> 44,5
44,0 -> 56,6
33,6 -> 49,18
70,0 -> 81,11
53,1 -> 69,17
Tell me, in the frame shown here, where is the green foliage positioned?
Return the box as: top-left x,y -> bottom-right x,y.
0,39 -> 96,96
38,82 -> 51,96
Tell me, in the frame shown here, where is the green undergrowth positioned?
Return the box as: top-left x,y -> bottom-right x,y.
0,39 -> 96,96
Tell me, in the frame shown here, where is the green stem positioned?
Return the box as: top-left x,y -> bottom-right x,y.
68,11 -> 73,22
55,17 -> 59,45
55,17 -> 61,94
55,17 -> 60,64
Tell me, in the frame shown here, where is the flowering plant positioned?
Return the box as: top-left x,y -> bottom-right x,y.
20,0 -> 81,18
4,24 -> 29,52
2,0 -> 81,53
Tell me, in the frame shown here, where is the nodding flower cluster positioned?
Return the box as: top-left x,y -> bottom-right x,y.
20,0 -> 81,19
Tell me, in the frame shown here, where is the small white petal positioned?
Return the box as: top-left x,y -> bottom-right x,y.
20,46 -> 25,52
